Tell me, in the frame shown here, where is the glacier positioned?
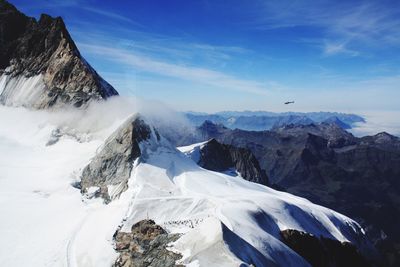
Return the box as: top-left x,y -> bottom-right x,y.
0,104 -> 372,267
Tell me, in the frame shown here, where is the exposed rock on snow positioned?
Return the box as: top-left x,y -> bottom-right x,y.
79,114 -> 375,266
114,220 -> 182,267
179,138 -> 268,185
0,106 -> 377,266
0,1 -> 118,109
280,229 -> 373,267
80,115 -> 152,201
46,127 -> 90,146
194,120 -> 400,266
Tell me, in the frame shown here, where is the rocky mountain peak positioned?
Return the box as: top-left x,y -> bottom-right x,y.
80,114 -> 157,202
180,138 -> 269,185
0,0 -> 21,19
39,13 -> 63,27
323,116 -> 351,129
373,132 -> 397,142
199,120 -> 227,130
0,0 -> 118,108
197,120 -> 229,140
272,122 -> 356,148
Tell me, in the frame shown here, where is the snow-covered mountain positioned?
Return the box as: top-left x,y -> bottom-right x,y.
180,120 -> 400,266
0,2 -> 379,266
0,105 -> 375,266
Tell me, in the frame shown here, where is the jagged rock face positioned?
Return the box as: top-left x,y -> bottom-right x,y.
280,229 -> 373,267
114,220 -> 182,267
197,139 -> 268,185
272,115 -> 314,129
0,0 -> 118,108
360,132 -> 400,152
272,122 -> 357,148
190,121 -> 400,267
323,116 -> 351,130
198,120 -> 230,138
80,116 -> 151,201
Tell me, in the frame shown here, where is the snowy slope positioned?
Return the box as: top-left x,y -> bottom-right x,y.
177,140 -> 209,163
0,73 -> 46,107
0,106 -> 99,266
108,124 -> 369,266
0,106 -> 370,267
0,105 -> 131,267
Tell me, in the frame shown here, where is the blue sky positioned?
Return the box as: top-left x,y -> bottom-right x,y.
11,0 -> 400,113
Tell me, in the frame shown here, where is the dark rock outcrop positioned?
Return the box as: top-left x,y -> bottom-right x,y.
198,120 -> 230,140
280,229 -> 373,267
80,115 -> 152,201
114,220 -> 182,267
0,0 -> 118,108
196,138 -> 268,185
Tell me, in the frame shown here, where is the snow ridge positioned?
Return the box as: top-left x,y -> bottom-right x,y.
0,108 -> 371,267
78,114 -> 371,266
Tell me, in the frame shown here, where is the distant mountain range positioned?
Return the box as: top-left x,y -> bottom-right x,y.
185,111 -> 364,131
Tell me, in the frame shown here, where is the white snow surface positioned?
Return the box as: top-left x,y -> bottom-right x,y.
0,74 -> 46,106
0,105 -> 368,267
177,140 -> 209,163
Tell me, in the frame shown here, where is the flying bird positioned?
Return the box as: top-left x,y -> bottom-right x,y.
284,101 -> 295,105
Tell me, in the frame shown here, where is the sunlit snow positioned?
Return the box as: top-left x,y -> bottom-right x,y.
0,104 -> 369,267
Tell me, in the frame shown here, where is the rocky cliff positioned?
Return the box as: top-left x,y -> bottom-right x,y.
80,115 -> 153,201
183,138 -> 269,185
0,0 -> 118,108
280,229 -> 373,267
114,220 -> 182,267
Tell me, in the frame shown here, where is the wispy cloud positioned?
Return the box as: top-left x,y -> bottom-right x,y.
323,41 -> 359,57
70,23 -> 251,66
80,6 -> 141,25
79,43 -> 270,95
18,0 -> 143,26
249,1 -> 400,56
63,6 -> 271,96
